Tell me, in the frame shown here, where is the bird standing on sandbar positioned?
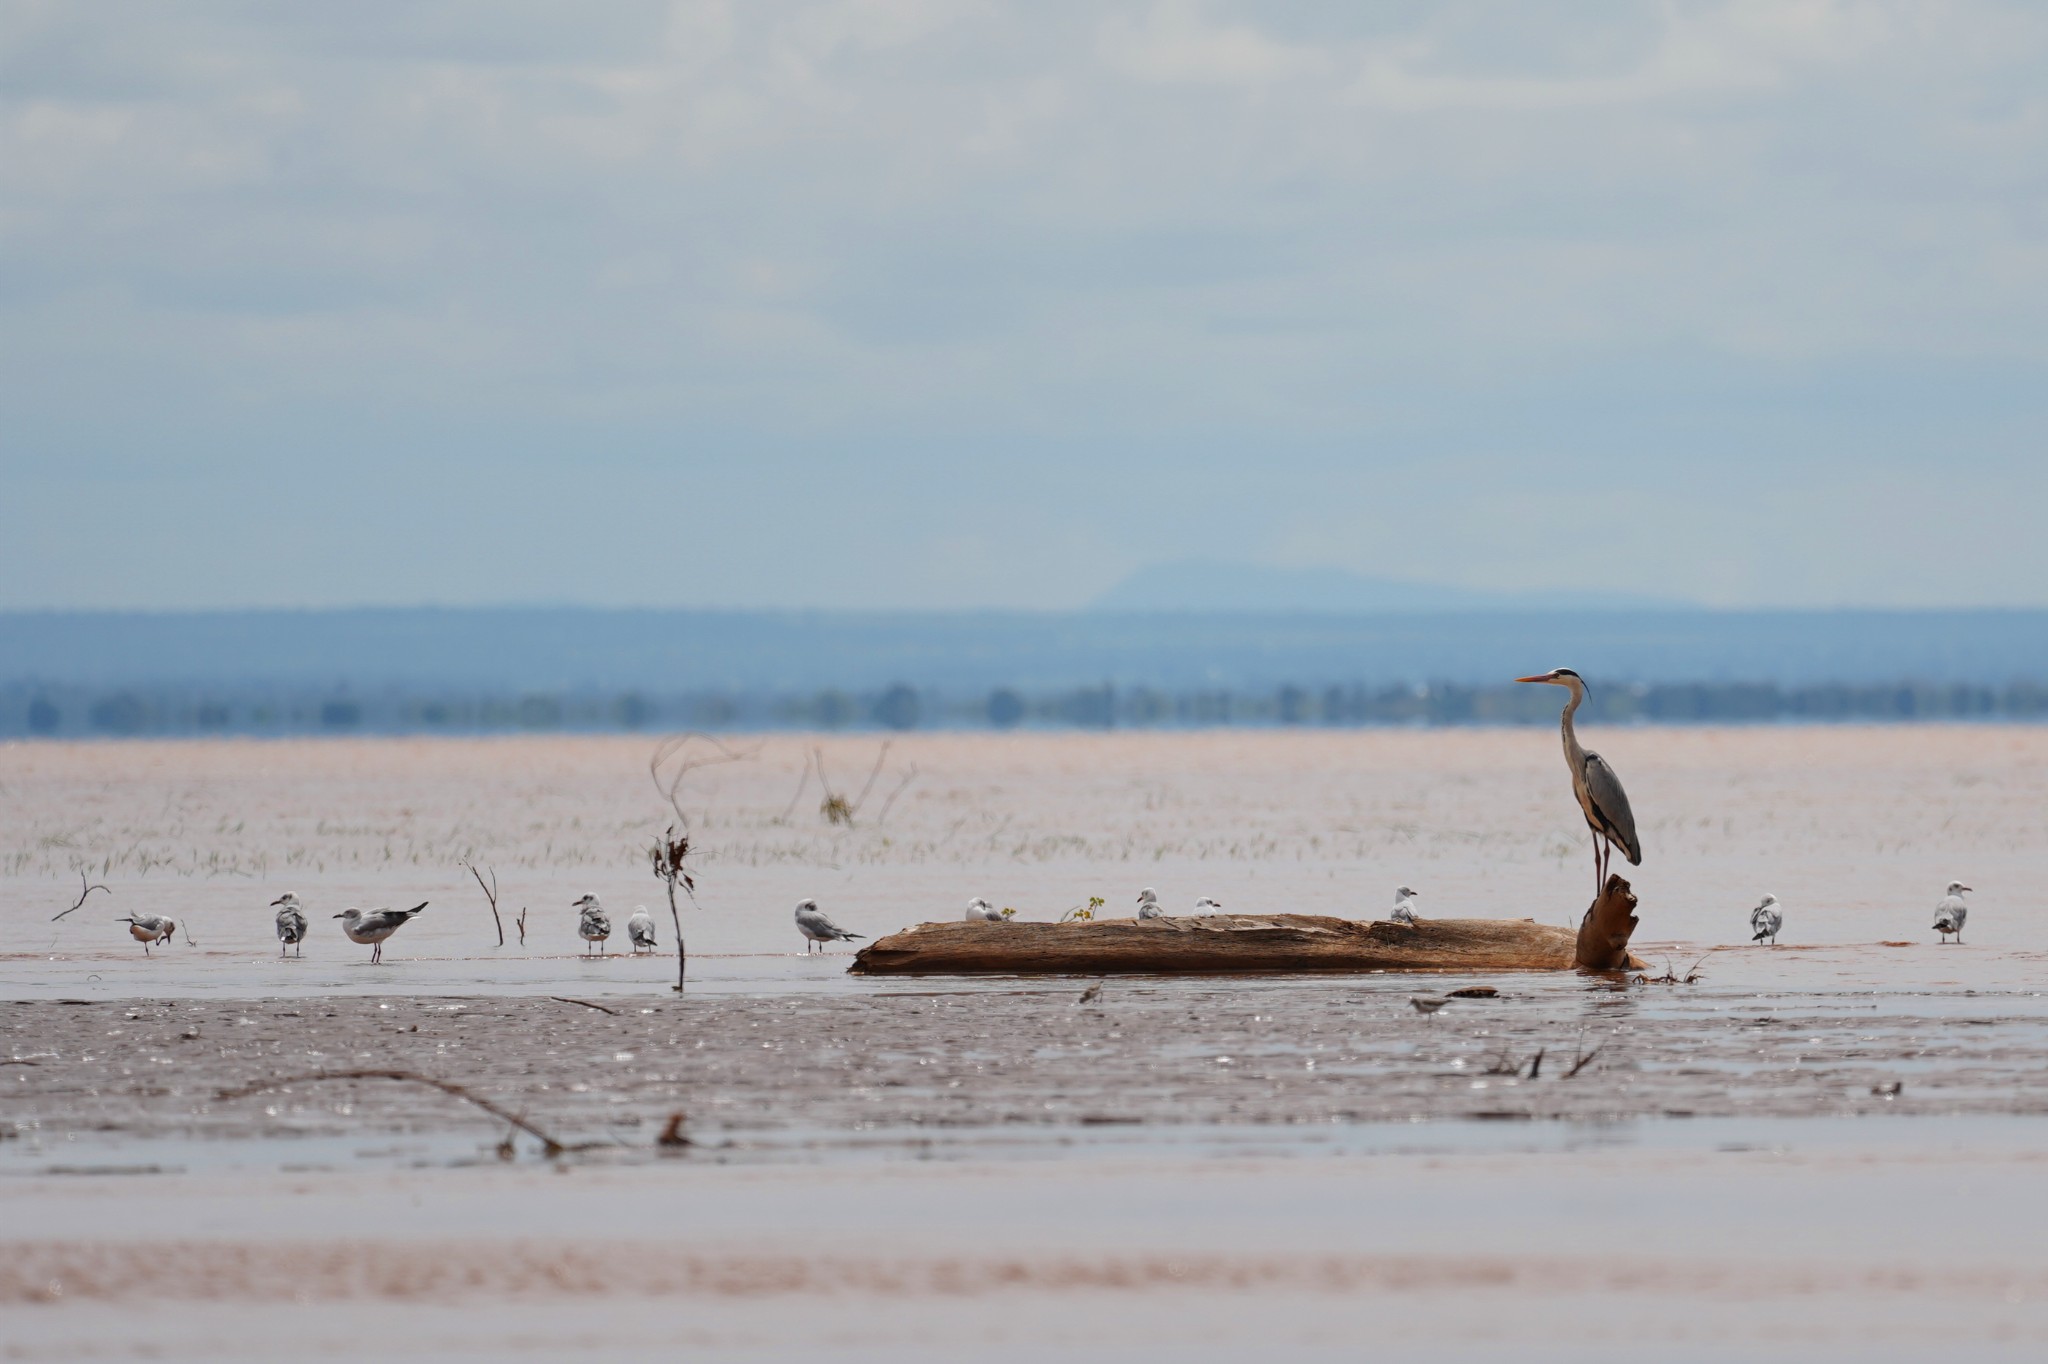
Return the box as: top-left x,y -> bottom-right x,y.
1933,882 -> 1971,944
626,906 -> 657,954
272,893 -> 308,957
1749,894 -> 1783,945
794,899 -> 864,954
334,903 -> 426,964
1517,668 -> 1643,897
573,894 -> 611,956
1389,886 -> 1419,925
119,914 -> 176,955
1136,887 -> 1166,920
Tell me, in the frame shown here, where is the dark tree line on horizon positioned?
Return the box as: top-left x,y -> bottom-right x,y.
6,677 -> 2048,739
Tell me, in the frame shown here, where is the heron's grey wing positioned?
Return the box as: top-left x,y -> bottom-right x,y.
1581,750 -> 1642,864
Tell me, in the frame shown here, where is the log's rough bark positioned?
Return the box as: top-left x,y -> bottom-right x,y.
849,910 -> 1646,977
1574,874 -> 1641,971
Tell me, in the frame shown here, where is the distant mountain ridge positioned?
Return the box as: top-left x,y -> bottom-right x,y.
1089,561 -> 1694,614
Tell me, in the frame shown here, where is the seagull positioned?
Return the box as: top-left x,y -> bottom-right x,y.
1933,882 -> 1971,944
1136,887 -> 1166,920
1192,897 -> 1224,916
573,894 -> 612,956
118,914 -> 176,955
966,897 -> 1004,922
334,903 -> 426,964
794,899 -> 864,954
626,906 -> 658,954
1389,886 -> 1419,925
1749,894 -> 1783,945
272,893 -> 308,957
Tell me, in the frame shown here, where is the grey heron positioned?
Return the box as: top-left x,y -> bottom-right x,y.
118,914 -> 176,955
272,892 -> 308,957
573,894 -> 612,955
1389,886 -> 1419,925
794,899 -> 863,953
334,903 -> 426,964
1749,894 -> 1783,945
626,905 -> 658,953
1517,668 -> 1642,896
1136,887 -> 1166,920
1933,882 -> 1971,943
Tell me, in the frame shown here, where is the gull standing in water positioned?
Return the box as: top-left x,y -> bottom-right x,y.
1749,894 -> 1784,945
794,899 -> 864,954
1933,882 -> 1971,944
626,906 -> 658,954
1192,897 -> 1225,916
118,914 -> 177,955
1136,888 -> 1166,920
272,893 -> 308,957
966,897 -> 1003,922
1517,668 -> 1642,896
334,903 -> 426,964
573,894 -> 612,956
1389,887 -> 1419,925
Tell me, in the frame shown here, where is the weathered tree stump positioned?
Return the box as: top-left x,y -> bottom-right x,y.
849,898 -> 1645,977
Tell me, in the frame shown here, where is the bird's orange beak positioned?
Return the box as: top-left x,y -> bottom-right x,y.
1515,673 -> 1553,684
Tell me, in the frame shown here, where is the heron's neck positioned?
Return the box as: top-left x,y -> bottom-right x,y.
1558,680 -> 1589,768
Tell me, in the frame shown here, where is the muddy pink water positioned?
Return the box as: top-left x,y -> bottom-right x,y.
5,728 -> 2048,1360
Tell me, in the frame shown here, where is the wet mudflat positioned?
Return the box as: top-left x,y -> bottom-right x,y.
7,967 -> 2047,1172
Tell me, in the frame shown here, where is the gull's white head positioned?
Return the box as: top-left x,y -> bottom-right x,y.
796,898 -> 820,913
271,892 -> 299,908
1757,894 -> 1779,909
968,897 -> 992,912
1395,886 -> 1417,901
1946,881 -> 1971,896
333,908 -> 361,923
1136,887 -> 1158,904
1194,897 -> 1224,912
573,893 -> 601,908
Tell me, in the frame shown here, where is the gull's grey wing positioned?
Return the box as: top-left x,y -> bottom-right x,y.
1581,750 -> 1642,865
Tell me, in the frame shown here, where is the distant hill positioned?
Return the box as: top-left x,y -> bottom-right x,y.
1090,561 -> 1692,614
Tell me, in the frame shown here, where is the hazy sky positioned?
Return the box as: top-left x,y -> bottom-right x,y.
4,1 -> 2046,611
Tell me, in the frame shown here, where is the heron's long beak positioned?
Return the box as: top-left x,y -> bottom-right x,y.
1515,673 -> 1555,684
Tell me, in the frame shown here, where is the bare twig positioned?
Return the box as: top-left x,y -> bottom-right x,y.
549,996 -> 618,1016
50,870 -> 110,922
648,733 -> 759,832
651,825 -> 697,993
216,1069 -> 573,1157
657,1112 -> 691,1148
775,751 -> 815,824
849,741 -> 891,818
461,861 -> 505,947
515,907 -> 528,946
1564,1046 -> 1601,1079
1525,1047 -> 1545,1080
874,763 -> 920,827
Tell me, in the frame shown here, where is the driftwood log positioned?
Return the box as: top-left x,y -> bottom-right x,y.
850,877 -> 1644,976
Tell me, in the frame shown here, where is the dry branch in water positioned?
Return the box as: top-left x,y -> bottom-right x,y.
216,1069 -> 574,1157
549,996 -> 618,1016
650,825 -> 696,994
461,861 -> 505,947
49,870 -> 110,922
649,732 -> 759,832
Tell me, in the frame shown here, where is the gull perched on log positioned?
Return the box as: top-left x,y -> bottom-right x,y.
626,906 -> 657,954
1933,882 -> 1971,944
334,903 -> 426,964
1389,887 -> 1419,926
573,894 -> 612,956
794,899 -> 864,953
119,914 -> 176,955
1517,668 -> 1642,897
966,897 -> 1003,922
272,893 -> 308,957
1192,897 -> 1225,916
1136,888 -> 1166,920
1749,894 -> 1783,945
